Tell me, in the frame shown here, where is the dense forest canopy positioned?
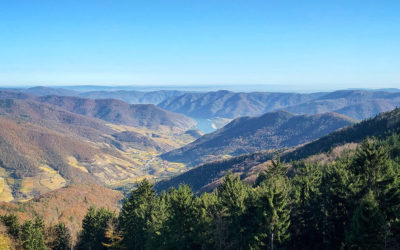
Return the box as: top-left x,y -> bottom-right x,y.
2,135 -> 399,249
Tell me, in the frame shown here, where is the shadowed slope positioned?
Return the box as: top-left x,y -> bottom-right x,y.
161,111 -> 354,166
156,108 -> 400,193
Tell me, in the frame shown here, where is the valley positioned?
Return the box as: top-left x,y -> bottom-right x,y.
1,87 -> 399,202
1,2 -> 398,248
0,93 -> 200,201
0,87 -> 400,249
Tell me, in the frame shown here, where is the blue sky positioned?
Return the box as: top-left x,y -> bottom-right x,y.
0,0 -> 399,90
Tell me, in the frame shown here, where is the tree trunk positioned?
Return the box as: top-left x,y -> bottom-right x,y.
271,232 -> 274,250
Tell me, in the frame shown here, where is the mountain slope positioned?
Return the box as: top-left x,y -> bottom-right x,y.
20,86 -> 80,96
0,114 -> 143,200
0,98 -> 115,142
155,107 -> 400,193
161,111 -> 354,166
0,184 -> 122,243
8,87 -> 188,105
0,91 -> 196,132
36,95 -> 196,132
158,89 -> 400,121
79,90 -> 188,104
158,90 -> 324,119
0,97 -> 198,201
284,90 -> 400,120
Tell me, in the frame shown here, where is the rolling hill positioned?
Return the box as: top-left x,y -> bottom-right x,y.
35,95 -> 196,132
158,90 -> 324,119
19,86 -> 80,96
155,107 -> 400,193
284,90 -> 400,120
161,111 -> 355,166
7,87 -> 189,105
158,89 -> 400,121
8,87 -> 400,123
0,91 -> 196,132
79,90 -> 189,104
0,97 -> 198,201
0,183 -> 123,243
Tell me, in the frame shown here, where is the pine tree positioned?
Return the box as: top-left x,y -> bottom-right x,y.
347,191 -> 386,249
216,171 -> 249,249
119,179 -> 164,250
52,223 -> 72,250
163,185 -> 199,249
351,138 -> 391,195
20,217 -> 47,250
289,162 -> 324,249
254,154 -> 287,187
350,139 -> 400,247
262,176 -> 291,250
78,206 -> 116,250
319,161 -> 353,249
1,214 -> 20,237
195,192 -> 219,249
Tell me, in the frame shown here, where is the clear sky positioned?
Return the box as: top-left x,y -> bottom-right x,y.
0,0 -> 399,90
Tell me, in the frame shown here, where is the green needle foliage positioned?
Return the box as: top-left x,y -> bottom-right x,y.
347,191 -> 386,249
76,136 -> 398,250
77,206 -> 116,250
20,217 -> 46,250
6,134 -> 399,249
104,137 -> 400,249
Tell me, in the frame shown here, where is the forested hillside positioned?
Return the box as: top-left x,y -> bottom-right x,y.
158,90 -> 323,119
284,90 -> 400,120
0,184 -> 122,248
0,96 -> 198,201
0,90 -> 196,132
35,95 -> 196,132
6,135 -> 397,249
1,89 -> 399,249
156,108 -> 400,193
158,89 -> 400,121
162,111 -> 354,166
6,87 -> 189,104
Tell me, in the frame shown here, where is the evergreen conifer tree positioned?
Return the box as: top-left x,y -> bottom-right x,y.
347,191 -> 386,249
262,176 -> 291,250
20,217 -> 47,250
50,222 -> 72,250
216,171 -> 249,249
78,206 -> 116,250
163,185 -> 199,249
119,179 -> 164,250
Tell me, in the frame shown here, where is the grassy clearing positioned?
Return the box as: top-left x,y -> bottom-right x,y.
0,178 -> 13,202
67,156 -> 89,173
38,164 -> 67,190
20,177 -> 34,194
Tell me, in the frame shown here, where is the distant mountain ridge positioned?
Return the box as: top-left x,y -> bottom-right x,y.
0,90 -> 196,132
20,86 -> 80,96
12,86 -> 191,104
158,89 -> 400,121
79,90 -> 190,104
161,110 -> 354,166
6,87 -> 400,123
284,90 -> 400,120
158,90 -> 324,119
36,95 -> 196,132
